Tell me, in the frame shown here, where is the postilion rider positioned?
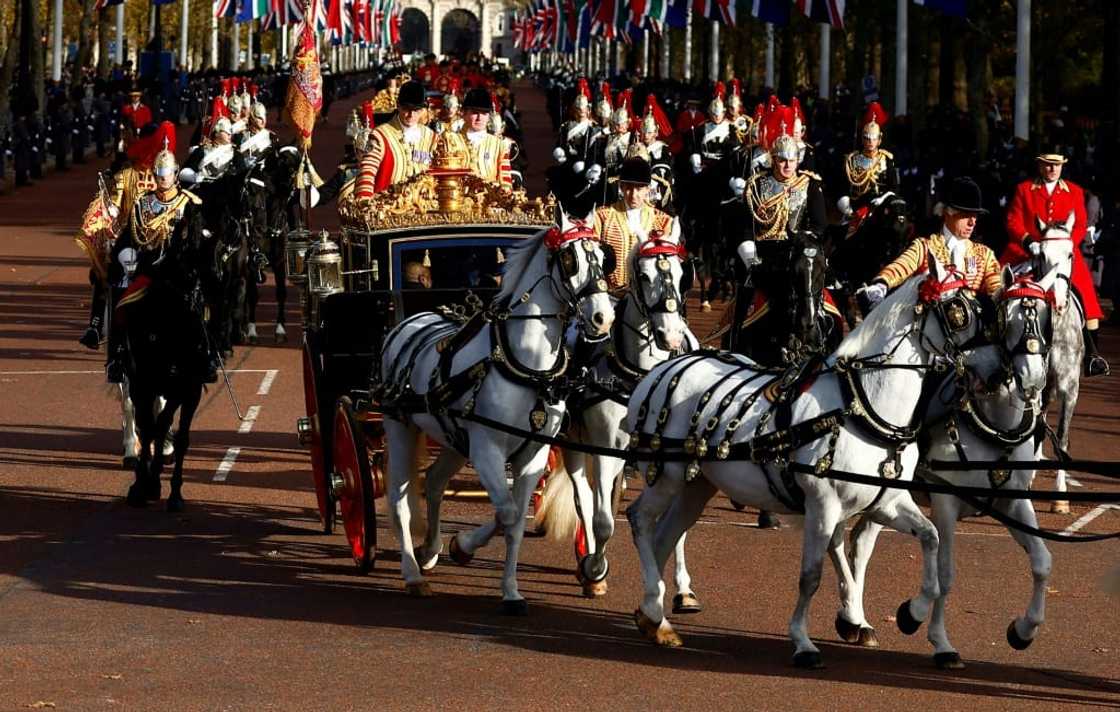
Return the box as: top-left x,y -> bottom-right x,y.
861,177 -> 1002,306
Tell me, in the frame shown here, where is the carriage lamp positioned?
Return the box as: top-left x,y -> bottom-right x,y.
307,230 -> 344,298
296,416 -> 312,446
286,228 -> 312,286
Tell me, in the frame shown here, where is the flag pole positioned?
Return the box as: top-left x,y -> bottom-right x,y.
894,0 -> 907,116
764,22 -> 774,88
180,0 -> 191,70
683,2 -> 692,83
1014,0 -> 1030,141
708,19 -> 718,81
818,22 -> 829,100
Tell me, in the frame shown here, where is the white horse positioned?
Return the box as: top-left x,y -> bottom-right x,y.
625,257 -> 982,667
1031,215 -> 1084,514
377,214 -> 614,612
832,267 -> 1056,669
537,225 -> 699,601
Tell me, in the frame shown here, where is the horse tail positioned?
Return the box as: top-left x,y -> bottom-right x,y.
533,446 -> 582,545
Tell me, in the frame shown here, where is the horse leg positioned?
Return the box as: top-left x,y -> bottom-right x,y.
788,500 -> 842,667
869,495 -> 941,642
835,514 -> 883,647
999,494 -> 1053,651
167,386 -> 202,513
570,449 -> 603,593
119,382 -> 139,469
652,476 -> 716,614
497,448 -> 552,614
415,449 -> 467,571
927,494 -> 964,668
627,467 -> 686,647
383,420 -> 428,594
246,274 -> 259,344
126,385 -> 157,507
145,396 -> 179,502
1052,375 -> 1079,514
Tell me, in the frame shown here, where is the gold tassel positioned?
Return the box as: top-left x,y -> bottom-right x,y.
423,249 -> 431,268
496,247 -> 505,264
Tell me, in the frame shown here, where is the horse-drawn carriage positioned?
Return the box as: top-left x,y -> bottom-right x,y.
293,149 -> 555,572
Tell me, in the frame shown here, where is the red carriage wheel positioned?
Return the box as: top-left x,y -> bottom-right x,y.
302,338 -> 334,533
333,397 -> 377,573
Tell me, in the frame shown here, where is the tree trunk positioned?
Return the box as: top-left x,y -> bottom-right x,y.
73,0 -> 97,89
911,5 -> 930,132
965,35 -> 991,160
778,21 -> 795,98
0,3 -> 18,136
937,14 -> 959,108
97,7 -> 112,78
30,0 -> 44,115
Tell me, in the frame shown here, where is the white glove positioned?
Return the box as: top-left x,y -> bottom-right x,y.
690,153 -> 702,174
552,147 -> 567,164
585,164 -> 602,185
299,185 -> 320,209
1027,240 -> 1041,256
572,160 -> 586,174
836,195 -> 852,217
737,240 -> 758,268
729,177 -> 746,197
106,202 -> 120,219
178,167 -> 198,186
117,247 -> 138,275
870,191 -> 893,207
862,282 -> 888,305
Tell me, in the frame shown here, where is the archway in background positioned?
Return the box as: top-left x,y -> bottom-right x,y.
440,9 -> 480,58
400,8 -> 431,55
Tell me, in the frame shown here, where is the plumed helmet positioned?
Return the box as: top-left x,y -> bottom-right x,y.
709,81 -> 726,118
212,116 -> 233,136
573,78 -> 592,112
250,101 -> 267,122
595,81 -> 613,121
227,92 -> 243,116
728,79 -> 743,112
153,135 -> 178,178
861,101 -> 888,141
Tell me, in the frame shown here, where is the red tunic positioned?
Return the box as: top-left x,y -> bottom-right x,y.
670,109 -> 705,156
121,103 -> 152,131
1002,178 -> 1102,320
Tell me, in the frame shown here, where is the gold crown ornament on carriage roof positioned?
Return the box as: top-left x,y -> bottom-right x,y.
339,133 -> 554,231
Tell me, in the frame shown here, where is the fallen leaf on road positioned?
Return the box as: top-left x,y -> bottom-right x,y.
187,618 -> 202,624
884,616 -> 896,623
1046,587 -> 1059,594
101,674 -> 122,680
27,703 -> 56,709
1092,647 -> 1110,654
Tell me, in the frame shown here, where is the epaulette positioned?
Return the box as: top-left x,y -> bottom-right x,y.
181,189 -> 203,205
800,170 -> 822,181
880,149 -> 894,160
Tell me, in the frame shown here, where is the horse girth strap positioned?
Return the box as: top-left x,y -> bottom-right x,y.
628,409 -> 845,462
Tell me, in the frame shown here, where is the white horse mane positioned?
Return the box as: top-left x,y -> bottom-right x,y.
835,274 -> 923,359
494,228 -> 548,304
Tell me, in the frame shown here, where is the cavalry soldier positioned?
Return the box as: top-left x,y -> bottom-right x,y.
354,80 -> 436,198
727,79 -> 748,143
308,102 -> 374,208
238,94 -> 277,341
628,96 -> 675,214
238,95 -> 275,164
106,138 -> 216,384
554,78 -> 596,167
593,82 -> 613,132
683,83 -> 734,311
1002,150 -> 1109,376
863,176 -> 1002,305
601,90 -> 634,205
838,101 -> 899,237
591,156 -> 674,289
461,87 -> 513,189
76,121 -> 176,351
182,115 -> 236,182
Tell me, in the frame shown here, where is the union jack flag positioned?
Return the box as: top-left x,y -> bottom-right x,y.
94,0 -> 125,10
214,0 -> 237,18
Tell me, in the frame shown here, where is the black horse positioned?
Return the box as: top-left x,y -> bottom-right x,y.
827,195 -> 911,325
727,231 -> 842,367
119,205 -> 212,512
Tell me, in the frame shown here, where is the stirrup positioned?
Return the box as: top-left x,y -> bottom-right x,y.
1086,354 -> 1110,377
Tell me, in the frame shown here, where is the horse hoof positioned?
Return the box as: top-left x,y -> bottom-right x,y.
406,581 -> 434,598
500,599 -> 529,616
896,600 -> 922,635
581,579 -> 608,598
793,651 -> 824,669
418,548 -> 440,572
166,495 -> 185,513
1051,500 -> 1071,515
934,651 -> 966,670
757,511 -> 781,529
835,614 -> 861,644
633,609 -> 682,647
448,535 -> 473,566
730,499 -> 746,511
857,626 -> 880,648
145,482 -> 161,501
126,485 -> 147,508
672,592 -> 703,614
1006,620 -> 1034,650
122,456 -> 138,470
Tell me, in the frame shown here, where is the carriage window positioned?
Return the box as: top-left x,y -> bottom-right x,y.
400,246 -> 507,290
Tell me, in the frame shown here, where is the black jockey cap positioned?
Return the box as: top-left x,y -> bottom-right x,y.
398,80 -> 426,109
944,176 -> 988,216
618,156 -> 652,186
463,87 -> 493,112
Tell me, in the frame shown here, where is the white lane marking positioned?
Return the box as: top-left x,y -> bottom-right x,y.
1066,476 -> 1084,488
0,368 -> 275,375
238,406 -> 261,434
213,447 -> 241,482
1064,504 -> 1120,534
257,369 -> 279,396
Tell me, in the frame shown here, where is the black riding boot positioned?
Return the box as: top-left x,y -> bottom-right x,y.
80,278 -> 106,350
1084,328 -> 1110,377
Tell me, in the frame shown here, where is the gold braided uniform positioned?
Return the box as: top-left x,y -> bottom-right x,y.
844,149 -> 894,200
877,232 -> 1002,296
75,166 -> 156,283
591,202 -> 673,288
